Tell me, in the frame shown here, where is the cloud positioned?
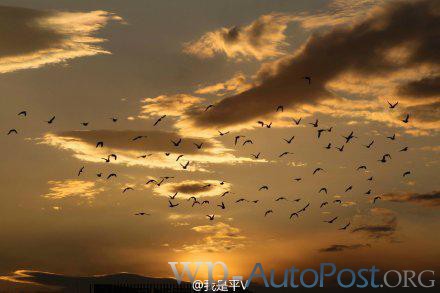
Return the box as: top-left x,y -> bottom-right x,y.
185,0 -> 439,130
381,190 -> 440,207
43,180 -> 104,200
140,94 -> 205,117
195,72 -> 251,96
398,75 -> 440,99
153,180 -> 231,199
38,130 -> 253,171
183,13 -> 293,61
319,243 -> 370,253
0,5 -> 122,74
177,222 -> 246,253
352,208 -> 398,239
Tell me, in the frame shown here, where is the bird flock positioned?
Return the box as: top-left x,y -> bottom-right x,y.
6,95 -> 412,231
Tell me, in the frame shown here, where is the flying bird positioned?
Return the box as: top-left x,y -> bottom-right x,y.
194,142 -> 203,149
357,165 -> 367,171
339,222 -> 350,230
336,145 -> 344,152
319,187 -> 328,194
309,119 -> 319,127
176,155 -> 184,161
325,143 -> 332,149
276,105 -> 284,112
107,173 -> 117,179
111,117 -> 118,122
96,141 -> 104,148
399,146 -> 408,152
153,115 -> 166,126
81,122 -> 89,126
302,76 -> 311,84
204,105 -> 214,111
403,171 -> 411,177
364,140 -> 374,148
206,214 -> 215,220
171,138 -> 182,147
324,216 -> 338,224
402,114 -> 410,123
7,129 -> 18,135
387,134 -> 396,140
290,212 -> 299,219
78,166 -> 84,176
264,210 -> 273,217
259,185 -> 269,191
320,202 -> 328,208
18,111 -> 27,117
180,161 -> 190,169
387,101 -> 398,109
46,116 -> 55,124
168,200 -> 179,208
243,139 -> 253,146
343,131 -> 356,143
134,212 -> 150,216
292,118 -> 302,125
218,130 -> 230,136
373,196 -> 381,204
234,135 -> 245,145
217,202 -> 226,209
169,192 -> 178,199
313,168 -> 324,175
132,135 -> 147,141
123,187 -> 134,193
283,136 -> 295,144
279,151 -> 293,158
345,185 -> 353,192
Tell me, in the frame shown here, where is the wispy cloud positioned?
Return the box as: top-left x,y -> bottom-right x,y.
319,243 -> 371,253
43,180 -> 104,200
381,190 -> 440,207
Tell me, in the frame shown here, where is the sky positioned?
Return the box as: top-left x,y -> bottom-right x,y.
0,0 -> 439,291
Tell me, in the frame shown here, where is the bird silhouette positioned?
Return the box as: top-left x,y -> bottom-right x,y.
373,196 -> 381,204
364,140 -> 374,148
309,119 -> 319,127
303,76 -> 311,84
107,173 -> 117,179
283,136 -> 295,144
387,134 -> 396,140
169,192 -> 178,199
313,168 -> 324,175
138,154 -> 152,158
387,101 -> 398,109
206,214 -> 215,220
343,131 -> 356,143
180,161 -> 190,169
168,200 -> 179,208
46,116 -> 55,124
171,138 -> 182,147
336,145 -> 344,152
153,115 -> 166,126
259,185 -> 269,191
236,198 -> 249,203
204,105 -> 214,111
402,114 -> 409,123
293,177 -> 302,182
220,191 -> 230,197
276,105 -> 284,112
243,139 -> 253,146
319,187 -> 328,194
264,210 -> 273,217
102,157 -> 110,163
123,187 -> 134,193
279,151 -> 293,158
146,179 -> 157,185
194,142 -> 203,149
325,143 -> 332,149
345,185 -> 353,192
275,197 -> 287,201
234,135 -> 245,145
324,216 -> 338,224
252,200 -> 259,204
365,189 -> 372,195
109,154 -> 117,161
251,152 -> 261,159
403,171 -> 411,177
78,166 -> 84,176
18,111 -> 27,117
292,118 -> 302,125
7,129 -> 18,135
111,117 -> 118,122
96,141 -> 104,148
367,176 -> 373,181
399,146 -> 408,152
217,202 -> 226,209
97,173 -> 102,178
176,155 -> 184,161
132,135 -> 147,141
339,222 -> 350,230
357,165 -> 367,171
333,199 -> 342,204
218,130 -> 230,136
201,200 -> 209,205
81,122 -> 89,126
134,212 -> 150,216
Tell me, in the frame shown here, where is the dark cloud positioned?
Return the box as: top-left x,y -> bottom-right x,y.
0,6 -> 62,58
55,130 -> 212,154
169,182 -> 214,194
190,0 -> 440,128
352,217 -> 397,239
398,76 -> 440,98
382,190 -> 440,207
319,243 -> 370,253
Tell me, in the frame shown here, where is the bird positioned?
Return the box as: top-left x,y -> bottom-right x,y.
339,222 -> 350,230
171,138 -> 182,147
132,135 -> 147,141
251,152 -> 261,159
259,185 -> 269,191
96,173 -> 102,178
276,105 -> 284,112
204,105 -> 214,111
257,121 -> 265,127
201,200 -> 210,205
169,192 -> 178,199
319,187 -> 328,194
333,199 -> 342,204
387,134 -> 396,140
373,196 -> 381,204
220,191 -> 230,197
289,212 -> 299,219
367,176 -> 373,181
293,177 -> 302,182
403,171 -> 411,177
218,130 -> 230,136
325,143 -> 332,149
18,111 -> 27,117
180,161 -> 190,169
399,146 -> 408,152
324,216 -> 338,224
279,151 -> 293,158
111,117 -> 118,123
345,185 -> 353,192
365,189 -> 372,195
342,131 -> 356,143
134,212 -> 150,216
78,166 -> 84,176
192,200 -> 200,207
320,202 -> 328,208
188,196 -> 197,202
364,140 -> 374,148
168,200 -> 179,208
138,154 -> 152,158
283,136 -> 295,144
275,197 -> 287,201
313,168 -> 324,175
153,115 -> 166,126
243,139 -> 253,146
357,165 -> 367,171
265,122 -> 272,128
387,101 -> 398,109
194,142 -> 203,149
217,202 -> 226,209
300,203 -> 310,212
234,135 -> 245,145
46,116 -> 55,124
327,127 -> 333,132
96,141 -> 104,148
264,210 -> 273,217
402,114 -> 410,123
292,118 -> 302,125
109,154 -> 117,160
236,198 -> 248,203
309,119 -> 319,127
102,157 -> 110,163
107,173 -> 117,179
123,187 -> 134,193
336,145 -> 344,152
303,76 -> 311,84
252,200 -> 259,204
7,129 -> 18,135
317,129 -> 326,138
206,214 -> 215,220
146,179 -> 157,185
176,155 -> 184,161
165,152 -> 171,156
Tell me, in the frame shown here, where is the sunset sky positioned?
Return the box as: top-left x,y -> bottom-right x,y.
0,0 -> 439,291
